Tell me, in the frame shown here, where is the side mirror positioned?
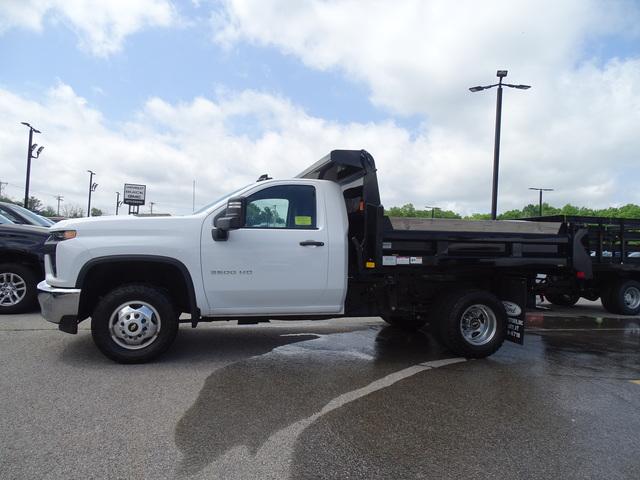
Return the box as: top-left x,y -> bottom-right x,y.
212,228 -> 228,241
214,196 -> 246,231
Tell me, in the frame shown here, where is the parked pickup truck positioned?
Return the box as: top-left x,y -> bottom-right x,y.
38,150 -> 591,363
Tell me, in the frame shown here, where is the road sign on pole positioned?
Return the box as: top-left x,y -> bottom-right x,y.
123,184 -> 146,206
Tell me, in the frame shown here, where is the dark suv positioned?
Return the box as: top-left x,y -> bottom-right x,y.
0,223 -> 49,313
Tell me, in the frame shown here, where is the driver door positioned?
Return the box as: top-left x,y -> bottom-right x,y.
201,184 -> 333,315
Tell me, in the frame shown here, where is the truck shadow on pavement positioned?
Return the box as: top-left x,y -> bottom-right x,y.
174,326 -> 450,478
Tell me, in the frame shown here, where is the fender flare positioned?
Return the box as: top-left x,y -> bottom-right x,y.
76,255 -> 201,322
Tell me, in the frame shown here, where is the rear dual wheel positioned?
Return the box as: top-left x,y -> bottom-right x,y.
601,280 -> 640,316
435,289 -> 507,358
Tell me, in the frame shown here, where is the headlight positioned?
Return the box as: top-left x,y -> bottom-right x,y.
50,230 -> 77,241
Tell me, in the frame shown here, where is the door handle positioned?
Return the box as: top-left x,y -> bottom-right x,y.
300,240 -> 324,247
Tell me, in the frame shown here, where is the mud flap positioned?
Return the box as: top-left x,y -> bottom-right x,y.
498,277 -> 527,345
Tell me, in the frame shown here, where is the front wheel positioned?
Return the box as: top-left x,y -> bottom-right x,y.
91,284 -> 179,363
436,289 -> 507,358
0,263 -> 39,314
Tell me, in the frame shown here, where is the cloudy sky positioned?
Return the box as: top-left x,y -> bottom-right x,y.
1,0 -> 639,215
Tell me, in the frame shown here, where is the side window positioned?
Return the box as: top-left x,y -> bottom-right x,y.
244,185 -> 316,229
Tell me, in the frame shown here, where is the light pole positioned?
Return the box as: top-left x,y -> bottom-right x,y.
529,187 -> 554,217
115,192 -> 122,215
470,70 -> 531,220
87,170 -> 98,217
21,122 -> 44,209
55,195 -> 64,216
425,205 -> 440,219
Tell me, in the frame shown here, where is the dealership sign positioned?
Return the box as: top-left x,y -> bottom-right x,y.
123,183 -> 146,206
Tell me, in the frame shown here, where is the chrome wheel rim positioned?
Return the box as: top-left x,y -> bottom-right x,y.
109,301 -> 161,350
0,272 -> 27,307
623,287 -> 640,310
460,304 -> 497,346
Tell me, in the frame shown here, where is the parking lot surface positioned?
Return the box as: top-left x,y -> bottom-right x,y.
1,304 -> 639,479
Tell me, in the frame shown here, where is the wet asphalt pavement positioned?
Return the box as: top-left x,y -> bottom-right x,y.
1,304 -> 639,479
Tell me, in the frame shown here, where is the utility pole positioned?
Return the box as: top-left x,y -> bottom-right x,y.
55,195 -> 64,215
115,192 -> 122,215
87,170 -> 97,217
21,122 -> 44,209
150,202 -> 155,214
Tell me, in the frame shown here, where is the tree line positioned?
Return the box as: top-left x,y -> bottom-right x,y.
386,203 -> 640,220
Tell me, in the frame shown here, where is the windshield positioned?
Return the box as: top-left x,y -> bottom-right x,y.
0,204 -> 54,226
11,204 -> 55,226
192,184 -> 253,215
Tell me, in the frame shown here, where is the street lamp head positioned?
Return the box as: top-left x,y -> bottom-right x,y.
91,183 -> 98,191
496,70 -> 508,78
469,86 -> 485,92
515,84 -> 531,90
21,122 -> 41,133
31,144 -> 38,152
36,146 -> 44,156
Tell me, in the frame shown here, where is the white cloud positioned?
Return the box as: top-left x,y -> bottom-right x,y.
207,0 -> 640,212
214,0 -> 640,119
1,80 -> 639,218
0,0 -> 176,56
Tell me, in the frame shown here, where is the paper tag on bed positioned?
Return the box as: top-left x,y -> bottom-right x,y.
382,256 -> 397,266
410,257 -> 423,265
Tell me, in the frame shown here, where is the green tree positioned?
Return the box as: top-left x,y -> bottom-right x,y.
41,206 -> 56,217
19,196 -> 43,211
464,213 -> 492,220
62,204 -> 84,218
386,203 -> 461,219
91,208 -> 103,217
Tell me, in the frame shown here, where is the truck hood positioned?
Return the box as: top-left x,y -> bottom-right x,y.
53,214 -> 202,235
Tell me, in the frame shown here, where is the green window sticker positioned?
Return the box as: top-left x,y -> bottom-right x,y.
295,216 -> 312,226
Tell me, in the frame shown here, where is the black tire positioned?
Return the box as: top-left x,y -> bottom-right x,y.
600,285 -> 619,314
381,313 -> 427,331
91,284 -> 179,363
545,292 -> 580,306
607,279 -> 640,316
0,263 -> 39,314
435,289 -> 507,358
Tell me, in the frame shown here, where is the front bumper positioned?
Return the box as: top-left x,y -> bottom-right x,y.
37,281 -> 81,331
